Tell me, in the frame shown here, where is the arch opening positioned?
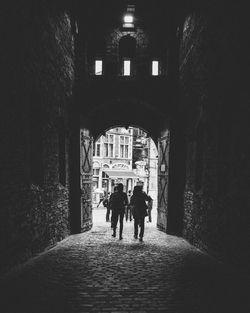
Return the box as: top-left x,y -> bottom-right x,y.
92,125 -> 159,229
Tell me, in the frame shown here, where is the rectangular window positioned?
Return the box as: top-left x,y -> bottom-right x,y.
123,60 -> 131,76
152,61 -> 159,76
96,143 -> 100,156
95,60 -> 103,75
93,168 -> 100,176
94,142 -> 100,156
125,145 -> 128,158
109,144 -> 114,157
120,145 -> 124,158
103,135 -> 114,157
104,143 -> 108,157
120,135 -> 129,158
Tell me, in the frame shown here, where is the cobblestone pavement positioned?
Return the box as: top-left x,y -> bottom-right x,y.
0,207 -> 249,313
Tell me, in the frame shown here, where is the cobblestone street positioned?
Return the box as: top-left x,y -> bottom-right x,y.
0,207 -> 249,313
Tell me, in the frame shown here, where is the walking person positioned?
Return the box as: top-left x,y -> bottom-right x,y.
97,191 -> 105,208
110,183 -> 128,240
125,190 -> 132,222
109,186 -> 118,229
130,185 -> 152,242
103,192 -> 111,222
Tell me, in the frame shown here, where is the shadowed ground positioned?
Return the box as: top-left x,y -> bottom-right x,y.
0,207 -> 249,313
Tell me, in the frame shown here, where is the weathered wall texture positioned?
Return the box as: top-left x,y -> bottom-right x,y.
179,6 -> 250,270
0,1 -> 74,272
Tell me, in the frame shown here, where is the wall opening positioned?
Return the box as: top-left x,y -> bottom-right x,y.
91,125 -> 158,228
152,60 -> 159,76
95,60 -> 103,75
123,60 -> 131,76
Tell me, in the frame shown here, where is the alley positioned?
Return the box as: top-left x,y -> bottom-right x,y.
0,208 -> 248,313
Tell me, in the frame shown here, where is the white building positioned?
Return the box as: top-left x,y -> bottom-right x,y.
93,127 -> 158,207
92,127 -> 138,204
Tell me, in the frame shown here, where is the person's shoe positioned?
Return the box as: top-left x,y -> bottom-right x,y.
112,232 -> 116,237
134,235 -> 138,239
119,236 -> 123,240
139,237 -> 143,242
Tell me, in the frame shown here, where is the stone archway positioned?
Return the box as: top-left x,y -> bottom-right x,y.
69,97 -> 186,237
77,123 -> 171,234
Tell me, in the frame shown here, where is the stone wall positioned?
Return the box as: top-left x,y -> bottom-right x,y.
0,0 -> 75,272
179,5 -> 250,271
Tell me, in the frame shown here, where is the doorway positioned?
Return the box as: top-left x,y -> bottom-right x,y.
91,125 -> 159,227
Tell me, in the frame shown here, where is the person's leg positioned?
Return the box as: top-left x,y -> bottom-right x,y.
110,210 -> 113,228
139,217 -> 145,241
106,208 -> 110,222
125,206 -> 128,221
112,212 -> 118,237
134,218 -> 138,238
127,206 -> 130,221
148,209 -> 152,222
119,211 -> 124,239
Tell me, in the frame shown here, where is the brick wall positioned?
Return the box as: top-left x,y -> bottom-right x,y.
179,5 -> 250,271
0,1 -> 75,272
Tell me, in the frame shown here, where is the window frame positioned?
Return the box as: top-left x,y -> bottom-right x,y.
119,135 -> 130,158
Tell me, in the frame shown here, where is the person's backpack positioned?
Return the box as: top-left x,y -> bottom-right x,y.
110,192 -> 125,211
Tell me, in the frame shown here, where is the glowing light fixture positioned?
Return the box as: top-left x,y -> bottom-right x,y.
124,14 -> 133,24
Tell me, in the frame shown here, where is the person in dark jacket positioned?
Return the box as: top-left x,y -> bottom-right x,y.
110,183 -> 128,240
130,185 -> 152,241
103,192 -> 111,222
109,186 -> 118,228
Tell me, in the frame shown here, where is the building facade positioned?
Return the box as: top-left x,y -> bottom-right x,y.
133,129 -> 158,207
92,127 -> 137,204
93,126 -> 158,207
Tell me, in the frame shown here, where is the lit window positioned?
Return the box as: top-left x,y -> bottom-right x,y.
95,60 -> 103,75
152,61 -> 159,76
123,60 -> 131,76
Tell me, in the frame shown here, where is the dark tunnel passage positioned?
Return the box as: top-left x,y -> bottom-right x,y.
0,0 -> 250,297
